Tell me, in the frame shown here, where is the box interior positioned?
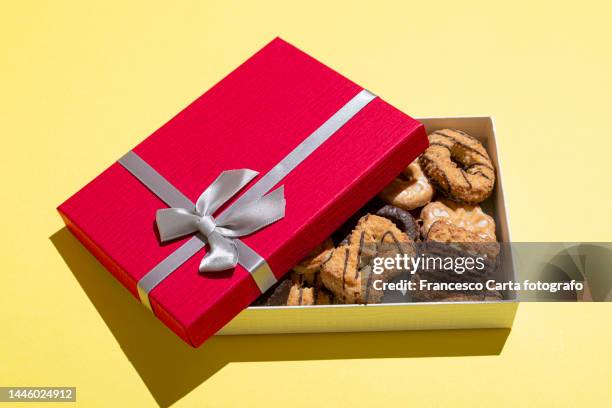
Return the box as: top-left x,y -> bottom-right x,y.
247,116 -> 517,310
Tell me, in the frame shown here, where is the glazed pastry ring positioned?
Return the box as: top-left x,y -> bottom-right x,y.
419,129 -> 495,204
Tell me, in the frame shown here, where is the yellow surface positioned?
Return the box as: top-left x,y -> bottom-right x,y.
1,1 -> 611,406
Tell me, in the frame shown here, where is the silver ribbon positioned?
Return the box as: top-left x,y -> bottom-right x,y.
118,89 -> 377,311
156,169 -> 285,272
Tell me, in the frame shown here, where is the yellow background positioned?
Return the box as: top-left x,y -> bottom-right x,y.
1,1 -> 611,407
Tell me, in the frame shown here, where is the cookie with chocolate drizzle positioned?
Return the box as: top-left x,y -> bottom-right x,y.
419,129 -> 495,204
320,214 -> 413,303
292,238 -> 334,275
287,280 -> 334,306
379,159 -> 434,210
376,205 -> 420,241
253,271 -> 336,306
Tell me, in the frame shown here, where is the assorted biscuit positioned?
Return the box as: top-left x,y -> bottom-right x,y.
419,129 -> 495,204
254,128 -> 502,306
378,160 -> 434,210
320,214 -> 412,304
420,200 -> 496,242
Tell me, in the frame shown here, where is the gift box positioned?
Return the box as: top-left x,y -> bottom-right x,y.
58,38 -> 428,347
218,116 -> 518,336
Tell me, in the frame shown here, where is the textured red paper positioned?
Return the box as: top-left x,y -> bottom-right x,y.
58,38 -> 427,347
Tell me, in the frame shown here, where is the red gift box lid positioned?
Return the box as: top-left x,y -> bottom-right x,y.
58,38 -> 427,347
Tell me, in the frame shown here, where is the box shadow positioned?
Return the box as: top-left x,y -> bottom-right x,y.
50,227 -> 511,408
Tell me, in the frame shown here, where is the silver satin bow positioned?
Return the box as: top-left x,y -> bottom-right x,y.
155,169 -> 285,272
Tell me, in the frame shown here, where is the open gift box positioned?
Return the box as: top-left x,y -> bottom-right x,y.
58,38 -> 515,347
220,116 -> 517,335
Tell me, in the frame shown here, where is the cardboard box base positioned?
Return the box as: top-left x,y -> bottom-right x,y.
217,116 -> 517,336
217,302 -> 517,335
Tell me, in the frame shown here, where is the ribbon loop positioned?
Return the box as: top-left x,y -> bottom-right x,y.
156,208 -> 200,242
155,169 -> 285,272
195,169 -> 259,215
199,230 -> 239,272
216,186 -> 286,237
